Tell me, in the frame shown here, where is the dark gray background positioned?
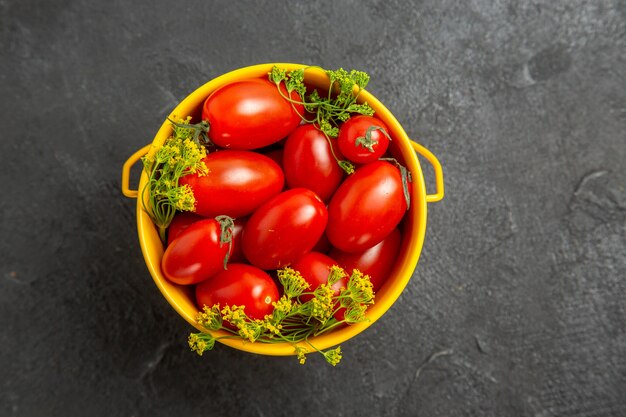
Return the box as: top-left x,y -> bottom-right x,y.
1,0 -> 625,416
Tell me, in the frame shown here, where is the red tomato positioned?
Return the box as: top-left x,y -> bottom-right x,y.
283,124 -> 344,203
179,150 -> 284,218
161,218 -> 232,285
195,264 -> 279,321
202,79 -> 304,150
291,252 -> 347,303
326,161 -> 408,252
330,228 -> 402,291
337,115 -> 391,164
242,188 -> 328,270
167,212 -> 204,246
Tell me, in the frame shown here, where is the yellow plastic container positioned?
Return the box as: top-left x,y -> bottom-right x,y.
121,63 -> 444,356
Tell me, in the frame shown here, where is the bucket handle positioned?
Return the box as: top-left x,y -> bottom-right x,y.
121,141 -> 443,202
410,141 -> 444,203
121,144 -> 151,198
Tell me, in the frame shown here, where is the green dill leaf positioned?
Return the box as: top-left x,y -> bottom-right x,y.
346,102 -> 374,116
319,119 -> 339,138
285,68 -> 307,98
269,66 -> 287,84
269,65 -> 376,174
350,70 -> 370,89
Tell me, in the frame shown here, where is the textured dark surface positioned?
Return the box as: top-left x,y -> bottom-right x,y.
1,0 -> 625,416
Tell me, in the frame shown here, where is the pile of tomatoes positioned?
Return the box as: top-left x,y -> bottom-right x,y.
160,75 -> 409,322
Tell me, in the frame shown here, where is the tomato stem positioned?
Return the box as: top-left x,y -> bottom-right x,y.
355,126 -> 392,152
379,158 -> 412,209
215,215 -> 235,269
167,118 -> 213,148
320,129 -> 355,175
158,225 -> 167,243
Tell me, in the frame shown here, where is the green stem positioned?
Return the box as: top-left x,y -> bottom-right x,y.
319,129 -> 355,174
158,226 -> 167,243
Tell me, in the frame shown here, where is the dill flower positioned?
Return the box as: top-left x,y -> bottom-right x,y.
343,301 -> 368,324
309,284 -> 336,323
323,346 -> 342,366
346,269 -> 375,305
327,265 -> 348,286
277,268 -> 310,299
196,305 -> 222,331
188,333 -> 216,356
268,296 -> 294,323
294,346 -> 308,365
141,116 -> 208,241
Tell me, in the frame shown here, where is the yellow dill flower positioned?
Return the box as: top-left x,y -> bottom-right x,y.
222,305 -> 243,323
238,321 -> 262,343
171,116 -> 194,139
310,297 -> 333,323
295,346 -> 308,365
343,301 -> 368,324
347,269 -> 374,304
265,321 -> 284,336
269,296 -> 293,322
327,265 -> 348,286
196,304 -> 222,330
188,333 -> 215,356
141,114 -> 209,241
277,267 -> 310,298
174,186 -> 196,211
323,346 -> 342,366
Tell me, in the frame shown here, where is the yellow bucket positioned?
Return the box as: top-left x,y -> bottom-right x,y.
121,63 -> 444,356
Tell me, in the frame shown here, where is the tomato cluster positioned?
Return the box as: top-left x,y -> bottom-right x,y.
160,76 -> 409,322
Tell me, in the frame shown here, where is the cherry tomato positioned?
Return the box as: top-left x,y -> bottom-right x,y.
242,188 -> 328,270
291,252 -> 347,303
161,218 -> 232,285
326,161 -> 408,252
167,212 -> 204,246
337,115 -> 391,164
202,79 -> 304,150
330,228 -> 401,291
179,150 -> 284,218
195,264 -> 279,321
283,124 -> 344,203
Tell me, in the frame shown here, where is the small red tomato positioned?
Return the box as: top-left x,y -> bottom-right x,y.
326,161 -> 408,252
195,264 -> 279,321
161,218 -> 232,285
202,79 -> 304,150
291,252 -> 347,303
180,150 -> 284,218
330,228 -> 402,291
167,212 -> 204,246
242,188 -> 328,270
337,115 -> 391,164
283,124 -> 344,203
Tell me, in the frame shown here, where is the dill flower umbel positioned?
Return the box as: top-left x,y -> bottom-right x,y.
188,333 -> 216,356
141,116 -> 208,241
277,268 -> 310,299
323,346 -> 342,366
187,264 -> 374,365
196,305 -> 222,331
